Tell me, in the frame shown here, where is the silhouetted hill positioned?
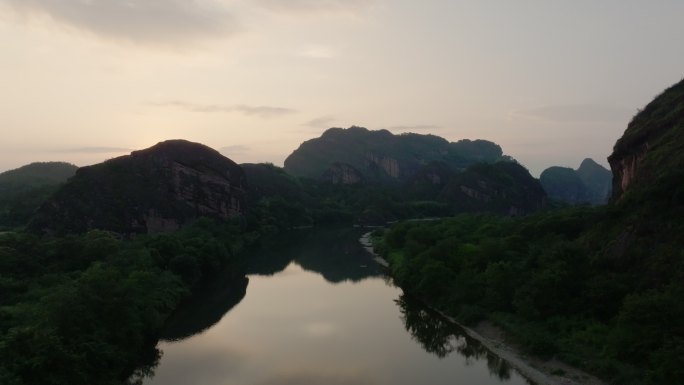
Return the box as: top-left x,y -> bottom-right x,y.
284,126 -> 505,182
0,162 -> 78,228
576,158 -> 612,203
539,159 -> 611,205
0,162 -> 77,186
539,166 -> 590,203
30,140 -> 246,234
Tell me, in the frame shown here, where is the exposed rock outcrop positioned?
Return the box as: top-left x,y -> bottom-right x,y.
31,140 -> 246,234
608,142 -> 649,200
321,162 -> 363,185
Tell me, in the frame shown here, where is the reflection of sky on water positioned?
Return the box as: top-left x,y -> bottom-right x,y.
146,263 -> 532,385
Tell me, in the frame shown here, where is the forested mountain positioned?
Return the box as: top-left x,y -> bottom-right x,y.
30,140 -> 246,234
539,158 -> 611,205
0,162 -> 78,228
576,158 -> 612,202
284,126 -> 506,183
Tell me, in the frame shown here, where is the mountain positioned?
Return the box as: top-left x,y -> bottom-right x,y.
0,162 -> 77,187
539,166 -> 588,203
0,162 -> 78,228
576,158 -> 612,202
30,140 -> 246,234
539,159 -> 611,205
440,161 -> 547,215
284,126 -> 506,182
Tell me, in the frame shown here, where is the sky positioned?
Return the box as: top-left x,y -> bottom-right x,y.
1,0 -> 683,176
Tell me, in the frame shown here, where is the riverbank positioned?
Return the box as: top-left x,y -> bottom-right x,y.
454,318 -> 605,385
360,231 -> 606,385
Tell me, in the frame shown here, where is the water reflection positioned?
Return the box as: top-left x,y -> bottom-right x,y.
246,226 -> 385,283
142,227 -> 533,385
160,275 -> 248,341
397,294 -> 520,382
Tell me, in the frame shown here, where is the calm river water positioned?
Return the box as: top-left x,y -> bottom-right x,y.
142,227 -> 533,385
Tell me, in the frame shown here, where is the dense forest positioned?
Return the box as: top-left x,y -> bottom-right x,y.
0,219 -> 262,385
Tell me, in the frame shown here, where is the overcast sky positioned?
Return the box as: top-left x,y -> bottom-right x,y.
1,0 -> 683,175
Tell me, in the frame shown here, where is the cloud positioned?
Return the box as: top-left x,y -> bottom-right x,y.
0,0 -> 239,45
512,104 -> 632,123
234,105 -> 296,118
151,101 -> 296,118
220,145 -> 250,155
51,147 -> 131,154
255,0 -> 376,16
303,116 -> 337,128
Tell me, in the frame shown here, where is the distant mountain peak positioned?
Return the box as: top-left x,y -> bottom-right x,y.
284,126 -> 505,182
539,158 -> 612,205
31,139 -> 246,234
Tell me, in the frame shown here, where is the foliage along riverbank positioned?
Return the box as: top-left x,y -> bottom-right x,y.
0,218 -> 262,385
373,203 -> 683,385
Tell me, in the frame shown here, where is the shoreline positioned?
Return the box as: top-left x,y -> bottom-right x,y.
360,231 -> 606,385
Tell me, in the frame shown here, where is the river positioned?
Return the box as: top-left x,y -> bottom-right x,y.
141,227 -> 533,385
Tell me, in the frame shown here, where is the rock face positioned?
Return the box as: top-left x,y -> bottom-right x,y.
31,140 -> 246,234
283,126 -> 505,183
608,78 -> 684,201
321,163 -> 363,185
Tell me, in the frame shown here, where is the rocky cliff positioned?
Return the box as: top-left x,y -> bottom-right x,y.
321,162 -> 364,185
608,78 -> 684,201
31,140 -> 246,234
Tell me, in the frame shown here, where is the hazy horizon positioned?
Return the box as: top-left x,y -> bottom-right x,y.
2,1 -> 683,176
